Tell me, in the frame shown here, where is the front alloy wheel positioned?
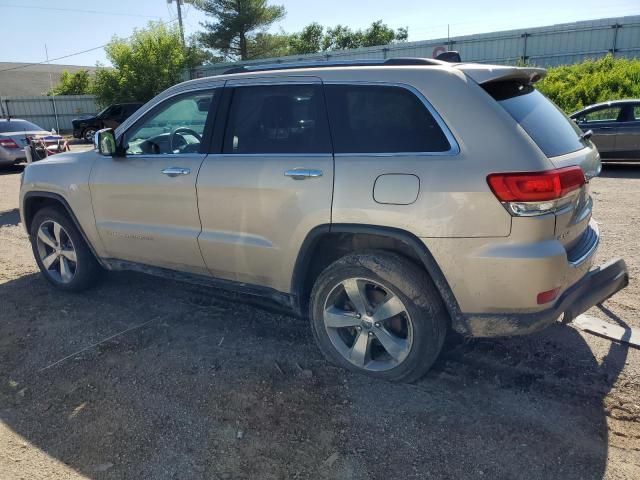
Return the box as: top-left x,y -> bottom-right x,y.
84,128 -> 96,143
30,207 -> 102,291
35,220 -> 77,284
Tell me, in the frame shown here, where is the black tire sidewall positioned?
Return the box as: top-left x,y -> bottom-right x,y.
30,207 -> 100,292
310,252 -> 447,383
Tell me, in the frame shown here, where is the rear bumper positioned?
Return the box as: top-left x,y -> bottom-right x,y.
455,258 -> 629,337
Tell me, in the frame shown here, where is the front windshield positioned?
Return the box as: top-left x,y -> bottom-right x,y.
96,106 -> 110,118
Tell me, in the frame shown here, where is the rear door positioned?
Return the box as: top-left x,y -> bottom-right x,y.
196,78 -> 334,293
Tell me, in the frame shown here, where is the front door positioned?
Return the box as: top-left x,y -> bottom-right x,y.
576,105 -> 624,157
615,104 -> 640,159
90,88 -> 220,274
196,79 -> 334,293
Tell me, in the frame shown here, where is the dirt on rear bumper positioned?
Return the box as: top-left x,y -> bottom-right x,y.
454,258 -> 629,337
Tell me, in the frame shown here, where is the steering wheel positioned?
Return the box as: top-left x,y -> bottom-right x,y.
169,127 -> 202,153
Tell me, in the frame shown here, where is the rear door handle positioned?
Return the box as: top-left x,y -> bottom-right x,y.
161,167 -> 191,177
284,169 -> 323,180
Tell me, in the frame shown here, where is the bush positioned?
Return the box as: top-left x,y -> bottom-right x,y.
537,55 -> 640,114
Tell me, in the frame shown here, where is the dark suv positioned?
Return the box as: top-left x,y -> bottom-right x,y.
72,102 -> 143,143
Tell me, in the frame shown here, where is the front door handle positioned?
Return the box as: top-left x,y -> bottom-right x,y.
161,167 -> 191,177
284,169 -> 323,180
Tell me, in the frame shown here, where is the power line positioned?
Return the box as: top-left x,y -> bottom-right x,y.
0,19 -> 178,74
0,2 -> 160,18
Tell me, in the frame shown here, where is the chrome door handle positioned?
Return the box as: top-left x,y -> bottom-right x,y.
161,167 -> 191,177
284,169 -> 323,180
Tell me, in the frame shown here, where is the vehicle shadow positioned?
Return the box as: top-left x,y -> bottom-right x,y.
0,208 -> 20,227
599,162 -> 640,179
0,271 -> 630,479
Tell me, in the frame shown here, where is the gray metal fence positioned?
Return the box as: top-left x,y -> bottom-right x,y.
0,95 -> 98,133
191,15 -> 640,78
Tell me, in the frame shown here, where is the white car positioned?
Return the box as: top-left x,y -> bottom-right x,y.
0,119 -> 62,166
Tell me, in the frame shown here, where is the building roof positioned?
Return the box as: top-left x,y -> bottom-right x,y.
0,62 -> 97,97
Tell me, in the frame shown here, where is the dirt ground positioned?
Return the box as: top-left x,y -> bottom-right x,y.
0,158 -> 639,480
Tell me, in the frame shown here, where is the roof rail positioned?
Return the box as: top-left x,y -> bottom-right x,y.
221,57 -> 445,75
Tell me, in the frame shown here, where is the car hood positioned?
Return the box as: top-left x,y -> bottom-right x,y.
72,116 -> 97,123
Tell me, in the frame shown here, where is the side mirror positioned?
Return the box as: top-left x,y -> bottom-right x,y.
95,128 -> 122,157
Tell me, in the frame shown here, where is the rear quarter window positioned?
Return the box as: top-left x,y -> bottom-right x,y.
324,84 -> 451,154
484,81 -> 587,158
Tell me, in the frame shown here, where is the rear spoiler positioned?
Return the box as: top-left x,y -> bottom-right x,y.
454,64 -> 546,85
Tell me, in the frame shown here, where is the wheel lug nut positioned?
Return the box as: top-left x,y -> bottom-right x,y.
374,322 -> 381,328
356,313 -> 362,319
356,326 -> 362,331
368,332 -> 374,337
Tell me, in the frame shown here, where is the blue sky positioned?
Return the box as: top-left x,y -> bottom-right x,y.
0,0 -> 638,66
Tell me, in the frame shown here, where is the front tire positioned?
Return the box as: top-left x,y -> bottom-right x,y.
83,128 -> 96,143
310,251 -> 448,383
30,207 -> 102,292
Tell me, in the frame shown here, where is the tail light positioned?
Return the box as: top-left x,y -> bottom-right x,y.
487,166 -> 585,216
0,138 -> 20,149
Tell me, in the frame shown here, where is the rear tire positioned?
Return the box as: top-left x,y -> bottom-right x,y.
310,251 -> 448,383
30,207 -> 102,292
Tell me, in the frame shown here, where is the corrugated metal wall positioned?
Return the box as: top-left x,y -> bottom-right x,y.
0,95 -> 98,132
191,15 -> 640,78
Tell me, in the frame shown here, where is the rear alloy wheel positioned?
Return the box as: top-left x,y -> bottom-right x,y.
83,128 -> 96,143
30,207 -> 102,291
323,278 -> 413,372
310,251 -> 448,383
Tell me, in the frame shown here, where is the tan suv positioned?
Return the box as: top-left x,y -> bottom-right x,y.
19,58 -> 628,382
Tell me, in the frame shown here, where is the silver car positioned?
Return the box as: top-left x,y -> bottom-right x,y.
0,119 -> 52,166
571,100 -> 640,161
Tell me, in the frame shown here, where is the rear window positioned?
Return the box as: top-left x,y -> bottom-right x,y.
325,84 -> 451,154
0,120 -> 42,133
484,81 -> 586,158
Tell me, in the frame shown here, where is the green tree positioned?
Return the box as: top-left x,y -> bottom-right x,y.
288,22 -> 324,55
291,21 -> 408,54
49,70 -> 93,96
537,55 -> 640,113
93,22 -> 208,106
196,0 -> 286,60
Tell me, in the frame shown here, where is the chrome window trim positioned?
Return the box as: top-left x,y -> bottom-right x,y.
213,153 -> 332,158
323,80 -> 460,157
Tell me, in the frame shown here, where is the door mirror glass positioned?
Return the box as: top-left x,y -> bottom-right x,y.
95,128 -> 117,156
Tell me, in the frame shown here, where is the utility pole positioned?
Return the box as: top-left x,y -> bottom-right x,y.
168,0 -> 185,46
45,44 -> 60,133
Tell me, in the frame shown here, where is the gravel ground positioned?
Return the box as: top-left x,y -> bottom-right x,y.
0,159 -> 638,480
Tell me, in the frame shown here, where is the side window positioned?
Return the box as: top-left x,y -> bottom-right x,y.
582,107 -> 622,123
223,84 -> 330,154
325,84 -> 451,154
109,105 -> 123,118
633,106 -> 640,121
125,90 -> 215,156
